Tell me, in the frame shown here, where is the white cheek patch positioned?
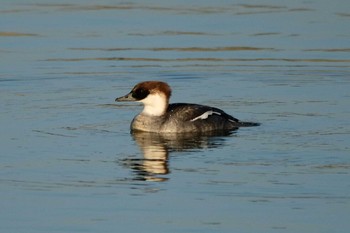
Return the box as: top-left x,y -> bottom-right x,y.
140,93 -> 167,116
190,111 -> 221,122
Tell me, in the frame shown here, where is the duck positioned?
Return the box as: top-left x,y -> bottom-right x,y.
115,81 -> 259,133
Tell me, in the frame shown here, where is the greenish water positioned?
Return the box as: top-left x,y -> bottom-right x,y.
1,1 -> 350,232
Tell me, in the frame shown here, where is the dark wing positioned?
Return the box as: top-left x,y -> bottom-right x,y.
164,103 -> 259,132
167,103 -> 240,123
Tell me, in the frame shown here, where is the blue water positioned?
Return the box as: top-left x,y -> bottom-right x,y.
1,1 -> 350,232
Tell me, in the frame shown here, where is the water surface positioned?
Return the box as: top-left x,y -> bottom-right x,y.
1,0 -> 350,232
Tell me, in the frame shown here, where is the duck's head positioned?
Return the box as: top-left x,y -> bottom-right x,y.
116,81 -> 172,116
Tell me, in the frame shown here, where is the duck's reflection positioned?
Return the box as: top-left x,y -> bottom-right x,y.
121,130 -> 234,182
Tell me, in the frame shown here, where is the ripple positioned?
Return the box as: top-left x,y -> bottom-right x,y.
69,46 -> 276,52
304,48 -> 350,52
20,2 -> 312,16
0,31 -> 39,37
45,57 -> 350,63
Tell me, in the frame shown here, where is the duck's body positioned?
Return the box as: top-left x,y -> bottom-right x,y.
116,81 -> 259,133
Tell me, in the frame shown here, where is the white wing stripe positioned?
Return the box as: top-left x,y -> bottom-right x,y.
190,111 -> 221,122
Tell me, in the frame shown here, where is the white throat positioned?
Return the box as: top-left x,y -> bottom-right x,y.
140,93 -> 168,116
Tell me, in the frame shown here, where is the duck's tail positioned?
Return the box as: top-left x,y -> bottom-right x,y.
238,121 -> 260,127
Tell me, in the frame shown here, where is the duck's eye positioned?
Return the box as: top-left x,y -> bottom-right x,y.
132,88 -> 149,100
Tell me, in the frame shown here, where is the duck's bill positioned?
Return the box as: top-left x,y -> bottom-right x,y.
115,92 -> 137,102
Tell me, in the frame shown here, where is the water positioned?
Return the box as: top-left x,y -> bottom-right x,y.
1,0 -> 350,232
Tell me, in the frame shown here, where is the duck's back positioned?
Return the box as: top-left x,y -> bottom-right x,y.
159,103 -> 242,133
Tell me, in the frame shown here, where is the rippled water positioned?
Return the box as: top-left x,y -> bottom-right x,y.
1,1 -> 350,232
